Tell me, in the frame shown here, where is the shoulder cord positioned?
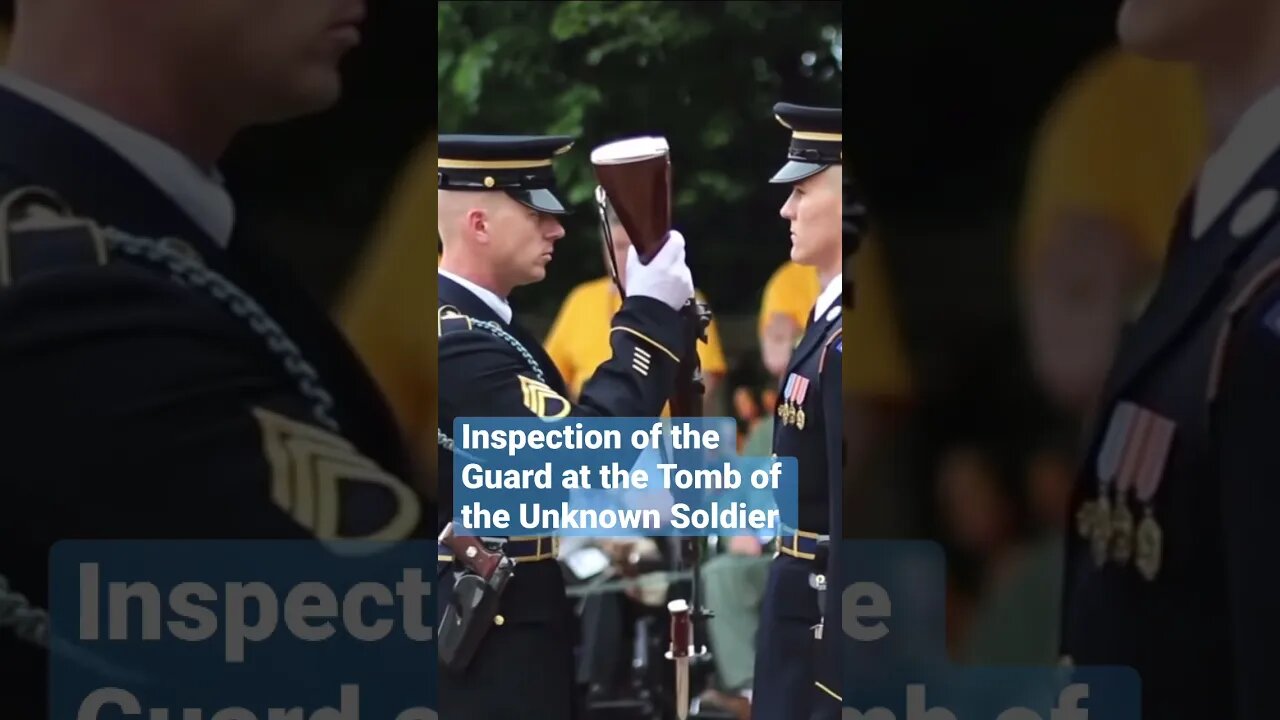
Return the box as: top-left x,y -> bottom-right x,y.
107,229 -> 341,433
436,317 -> 544,457
0,225 -> 339,650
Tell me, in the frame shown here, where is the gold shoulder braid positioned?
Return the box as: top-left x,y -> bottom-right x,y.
107,229 -> 341,432
436,312 -> 547,456
0,188 -> 341,654
2,187 -> 339,432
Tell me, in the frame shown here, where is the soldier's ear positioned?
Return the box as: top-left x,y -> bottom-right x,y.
465,207 -> 491,241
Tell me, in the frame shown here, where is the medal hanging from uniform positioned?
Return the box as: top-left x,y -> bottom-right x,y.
1078,402 -> 1175,581
1132,413 -> 1174,581
778,373 -> 809,429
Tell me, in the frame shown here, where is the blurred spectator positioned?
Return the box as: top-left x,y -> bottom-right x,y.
964,48 -> 1211,664
1,18 -> 9,63
740,259 -> 818,456
335,135 -> 437,499
543,203 -> 727,413
934,443 -> 1020,582
842,237 -> 914,404
1017,48 -> 1207,422
750,237 -> 918,539
841,236 -> 914,465
955,433 -> 1076,666
932,441 -> 1023,659
702,255 -> 823,713
1025,432 -> 1075,537
838,235 -> 919,540
747,233 -> 912,451
757,259 -> 820,380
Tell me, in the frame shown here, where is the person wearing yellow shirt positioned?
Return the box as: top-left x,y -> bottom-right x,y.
336,135 -> 438,496
757,258 -> 820,381
544,202 -> 727,410
1006,48 -> 1205,678
752,235 -> 913,440
1018,48 -> 1207,421
747,239 -> 917,529
758,259 -> 819,333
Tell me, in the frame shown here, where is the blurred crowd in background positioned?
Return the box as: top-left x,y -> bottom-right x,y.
442,3 -> 1211,678
846,42 -> 1204,665
1,0 -> 1209,689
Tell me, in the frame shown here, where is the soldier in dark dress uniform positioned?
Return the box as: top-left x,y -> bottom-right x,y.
1060,1 -> 1280,717
751,103 -> 845,720
0,3 -> 433,716
435,134 -> 697,719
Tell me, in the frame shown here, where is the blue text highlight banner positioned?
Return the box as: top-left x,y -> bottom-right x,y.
451,417 -> 798,537
50,540 -> 437,719
841,540 -> 1140,719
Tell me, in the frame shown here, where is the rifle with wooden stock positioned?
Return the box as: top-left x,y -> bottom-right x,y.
592,136 -> 713,720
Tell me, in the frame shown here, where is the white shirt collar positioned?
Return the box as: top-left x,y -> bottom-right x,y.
1193,83 -> 1280,238
0,70 -> 236,247
439,269 -> 512,324
814,272 -> 843,322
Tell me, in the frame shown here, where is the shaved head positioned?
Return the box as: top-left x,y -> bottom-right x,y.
437,190 -> 504,245
437,189 -> 566,296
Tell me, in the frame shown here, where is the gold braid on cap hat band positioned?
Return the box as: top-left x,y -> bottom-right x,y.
437,158 -> 552,170
774,114 -> 842,143
436,141 -> 572,171
792,130 -> 842,142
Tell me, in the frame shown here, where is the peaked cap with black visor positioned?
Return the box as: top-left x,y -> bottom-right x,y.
437,134 -> 575,215
769,101 -> 866,256
769,102 -> 842,185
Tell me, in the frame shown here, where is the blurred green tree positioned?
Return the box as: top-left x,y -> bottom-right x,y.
438,0 -> 842,317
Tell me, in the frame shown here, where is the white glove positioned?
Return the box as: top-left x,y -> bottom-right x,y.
625,230 -> 695,311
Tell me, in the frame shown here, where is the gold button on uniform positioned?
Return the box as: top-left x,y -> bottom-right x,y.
494,614 -> 505,626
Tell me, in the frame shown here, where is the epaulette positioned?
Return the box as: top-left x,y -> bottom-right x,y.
436,306 -> 549,454
0,186 -> 108,288
818,327 -> 842,374
437,305 -> 474,336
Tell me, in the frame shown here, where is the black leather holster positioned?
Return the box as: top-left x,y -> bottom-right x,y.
437,524 -> 516,673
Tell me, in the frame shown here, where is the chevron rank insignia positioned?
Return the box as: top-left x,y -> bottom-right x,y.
519,375 -> 571,419
252,408 -> 421,551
